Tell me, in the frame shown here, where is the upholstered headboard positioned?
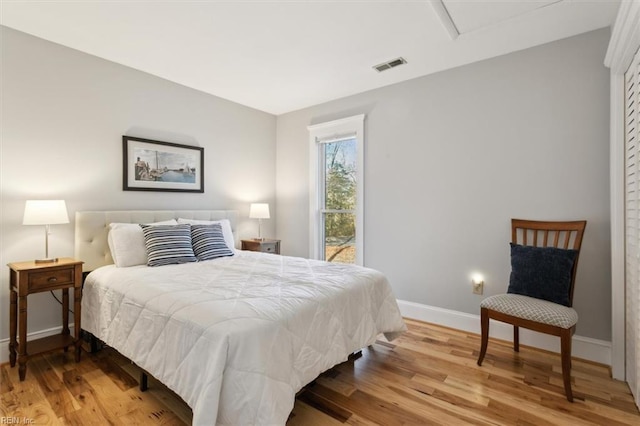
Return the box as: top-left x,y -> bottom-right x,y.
75,210 -> 239,272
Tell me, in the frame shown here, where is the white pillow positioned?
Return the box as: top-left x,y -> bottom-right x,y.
108,219 -> 177,267
177,218 -> 236,252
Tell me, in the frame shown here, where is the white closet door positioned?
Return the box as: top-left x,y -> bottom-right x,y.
625,46 -> 640,404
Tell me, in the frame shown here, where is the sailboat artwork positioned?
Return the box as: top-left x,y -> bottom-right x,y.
182,162 -> 195,175
134,149 -> 197,183
124,136 -> 204,193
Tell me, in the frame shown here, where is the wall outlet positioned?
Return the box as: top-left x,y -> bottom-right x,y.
472,280 -> 484,295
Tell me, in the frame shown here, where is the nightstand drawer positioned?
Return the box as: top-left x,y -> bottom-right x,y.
241,239 -> 281,254
261,243 -> 278,253
28,267 -> 74,291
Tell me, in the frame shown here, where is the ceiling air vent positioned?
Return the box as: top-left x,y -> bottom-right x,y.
373,57 -> 407,72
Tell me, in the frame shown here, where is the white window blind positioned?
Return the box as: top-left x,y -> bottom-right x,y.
625,46 -> 640,404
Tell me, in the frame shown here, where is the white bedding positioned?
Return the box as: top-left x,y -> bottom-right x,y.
81,250 -> 406,425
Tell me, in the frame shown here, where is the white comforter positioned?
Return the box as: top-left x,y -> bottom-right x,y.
82,251 -> 406,425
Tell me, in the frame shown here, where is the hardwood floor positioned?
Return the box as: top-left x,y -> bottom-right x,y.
1,319 -> 638,425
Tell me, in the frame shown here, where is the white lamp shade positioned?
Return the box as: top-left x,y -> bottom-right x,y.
23,200 -> 69,225
249,203 -> 270,219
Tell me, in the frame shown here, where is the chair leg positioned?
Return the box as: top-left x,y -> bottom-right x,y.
560,328 -> 573,402
477,307 -> 489,366
140,371 -> 148,392
514,325 -> 520,352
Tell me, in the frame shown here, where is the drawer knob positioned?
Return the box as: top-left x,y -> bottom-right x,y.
48,277 -> 58,283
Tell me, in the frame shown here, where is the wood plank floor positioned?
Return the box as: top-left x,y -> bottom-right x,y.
1,319 -> 638,425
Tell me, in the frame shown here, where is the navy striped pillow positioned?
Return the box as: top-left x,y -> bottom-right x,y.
140,224 -> 197,267
191,224 -> 234,261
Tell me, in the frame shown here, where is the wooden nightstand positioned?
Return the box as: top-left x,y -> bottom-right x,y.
8,257 -> 84,381
241,238 -> 281,255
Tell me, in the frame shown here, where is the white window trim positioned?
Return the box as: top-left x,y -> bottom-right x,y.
308,114 -> 365,265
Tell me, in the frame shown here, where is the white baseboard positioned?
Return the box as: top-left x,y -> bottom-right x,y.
397,299 -> 612,366
0,324 -> 75,365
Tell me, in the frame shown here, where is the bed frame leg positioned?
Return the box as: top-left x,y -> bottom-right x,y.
348,350 -> 362,361
80,330 -> 100,353
140,372 -> 148,391
89,334 -> 99,353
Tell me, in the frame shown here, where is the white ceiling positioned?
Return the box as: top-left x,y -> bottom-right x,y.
0,0 -> 620,115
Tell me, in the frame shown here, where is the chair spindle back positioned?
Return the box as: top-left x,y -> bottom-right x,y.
511,219 -> 587,307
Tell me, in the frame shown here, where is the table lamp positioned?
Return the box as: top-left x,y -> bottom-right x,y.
23,200 -> 69,263
249,203 -> 270,240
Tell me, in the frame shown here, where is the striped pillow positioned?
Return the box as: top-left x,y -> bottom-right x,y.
140,224 -> 197,267
191,224 -> 234,261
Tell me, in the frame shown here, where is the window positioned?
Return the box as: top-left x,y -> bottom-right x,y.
308,115 -> 364,265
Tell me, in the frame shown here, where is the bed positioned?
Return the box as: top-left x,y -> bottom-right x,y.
75,210 -> 407,425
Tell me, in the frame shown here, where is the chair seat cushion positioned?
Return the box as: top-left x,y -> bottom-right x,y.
480,294 -> 578,329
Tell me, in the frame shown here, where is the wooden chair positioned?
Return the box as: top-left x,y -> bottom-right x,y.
477,219 -> 587,402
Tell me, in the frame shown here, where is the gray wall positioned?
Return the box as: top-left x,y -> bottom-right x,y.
0,27 -> 277,344
0,26 -> 612,346
275,28 -> 612,340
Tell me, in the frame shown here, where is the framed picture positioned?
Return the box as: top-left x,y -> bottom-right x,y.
123,136 -> 204,192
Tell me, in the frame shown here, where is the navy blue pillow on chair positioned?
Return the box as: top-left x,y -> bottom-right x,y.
507,243 -> 578,307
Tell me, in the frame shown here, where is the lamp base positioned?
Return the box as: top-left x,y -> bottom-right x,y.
35,258 -> 59,264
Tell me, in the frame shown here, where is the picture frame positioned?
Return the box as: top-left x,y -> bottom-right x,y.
123,136 -> 204,192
